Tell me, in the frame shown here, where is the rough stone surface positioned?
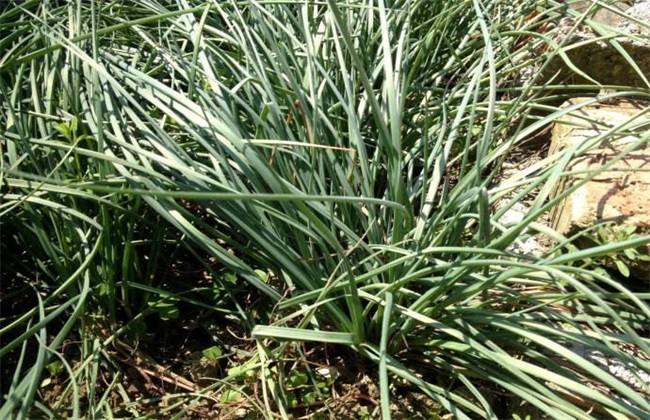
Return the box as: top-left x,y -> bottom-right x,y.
544,2 -> 650,88
567,1 -> 632,27
549,97 -> 650,280
567,338 -> 650,394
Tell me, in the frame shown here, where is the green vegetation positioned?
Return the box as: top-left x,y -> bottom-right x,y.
1,0 -> 649,418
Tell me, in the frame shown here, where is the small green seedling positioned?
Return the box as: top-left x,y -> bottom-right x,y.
147,294 -> 180,320
220,388 -> 244,403
202,345 -> 223,360
586,224 -> 650,278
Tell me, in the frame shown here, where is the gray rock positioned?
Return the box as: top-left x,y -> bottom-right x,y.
619,3 -> 650,37
568,341 -> 650,394
542,2 -> 650,88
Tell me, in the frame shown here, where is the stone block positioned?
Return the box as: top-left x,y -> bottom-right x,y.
543,1 -> 650,88
566,1 -> 632,27
549,97 -> 650,281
